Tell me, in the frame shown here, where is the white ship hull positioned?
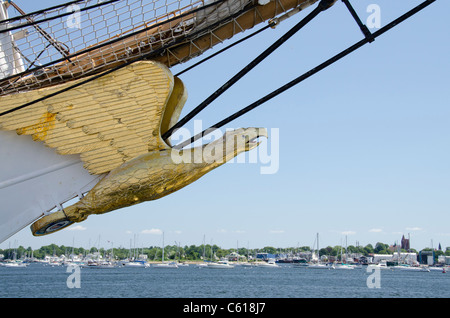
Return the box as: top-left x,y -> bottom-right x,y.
0,131 -> 102,242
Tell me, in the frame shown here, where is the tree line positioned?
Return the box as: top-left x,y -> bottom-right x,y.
1,242 -> 449,261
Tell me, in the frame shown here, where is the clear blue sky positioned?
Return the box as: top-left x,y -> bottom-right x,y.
1,0 -> 449,252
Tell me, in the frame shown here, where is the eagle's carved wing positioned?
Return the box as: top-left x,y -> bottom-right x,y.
0,61 -> 187,175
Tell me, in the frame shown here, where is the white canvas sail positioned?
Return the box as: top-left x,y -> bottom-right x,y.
0,1 -> 24,79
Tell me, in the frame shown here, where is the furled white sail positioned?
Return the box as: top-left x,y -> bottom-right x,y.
0,1 -> 24,79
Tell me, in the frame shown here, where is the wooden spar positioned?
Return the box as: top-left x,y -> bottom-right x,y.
155,0 -> 319,67
60,0 -> 319,70
1,0 -> 319,93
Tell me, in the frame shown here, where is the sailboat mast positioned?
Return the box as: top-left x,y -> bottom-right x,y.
345,235 -> 348,263
317,233 -> 319,261
203,235 -> 206,260
162,232 -> 165,262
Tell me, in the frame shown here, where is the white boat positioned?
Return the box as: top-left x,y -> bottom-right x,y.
393,264 -> 430,272
207,261 -> 234,269
153,262 -> 179,269
84,260 -> 116,269
153,232 -> 178,269
123,260 -> 150,268
96,261 -> 116,269
196,262 -> 209,268
307,233 -> 331,269
334,263 -> 355,270
335,236 -> 356,269
255,259 -> 279,268
48,261 -> 62,267
2,261 -> 27,268
370,260 -> 391,270
307,263 -> 333,269
64,261 -> 85,267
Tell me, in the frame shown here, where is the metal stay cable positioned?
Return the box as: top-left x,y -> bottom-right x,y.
172,0 -> 436,150
174,0 -> 322,77
175,22 -> 275,77
0,0 -> 230,87
0,0 -> 120,33
0,0 -> 254,117
162,0 -> 336,141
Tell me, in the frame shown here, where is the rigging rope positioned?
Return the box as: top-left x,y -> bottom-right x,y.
163,0 -> 335,141
0,0 -> 255,116
175,22 -> 275,77
174,0 -> 321,77
8,1 -> 72,62
0,0 -> 231,87
0,0 -> 121,32
172,0 -> 437,150
0,0 -> 437,154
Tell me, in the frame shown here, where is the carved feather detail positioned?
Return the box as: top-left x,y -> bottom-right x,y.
0,61 -> 187,175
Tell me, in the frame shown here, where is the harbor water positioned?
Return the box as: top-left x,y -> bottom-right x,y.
1,263 -> 449,298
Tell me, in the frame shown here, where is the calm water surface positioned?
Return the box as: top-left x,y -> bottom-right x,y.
1,263 -> 449,298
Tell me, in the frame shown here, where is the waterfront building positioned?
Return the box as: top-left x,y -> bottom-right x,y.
419,250 -> 435,265
256,253 -> 276,261
372,254 -> 393,264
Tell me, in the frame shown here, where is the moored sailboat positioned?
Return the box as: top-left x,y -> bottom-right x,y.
255,259 -> 279,268
207,260 -> 234,269
153,232 -> 178,268
306,233 -> 332,269
0,0 -> 440,245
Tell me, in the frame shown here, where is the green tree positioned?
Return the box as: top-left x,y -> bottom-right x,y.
374,242 -> 390,254
435,249 -> 444,261
262,246 -> 277,254
364,244 -> 374,255
445,247 -> 450,256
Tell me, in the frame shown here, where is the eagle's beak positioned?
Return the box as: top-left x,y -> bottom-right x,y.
246,128 -> 268,150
